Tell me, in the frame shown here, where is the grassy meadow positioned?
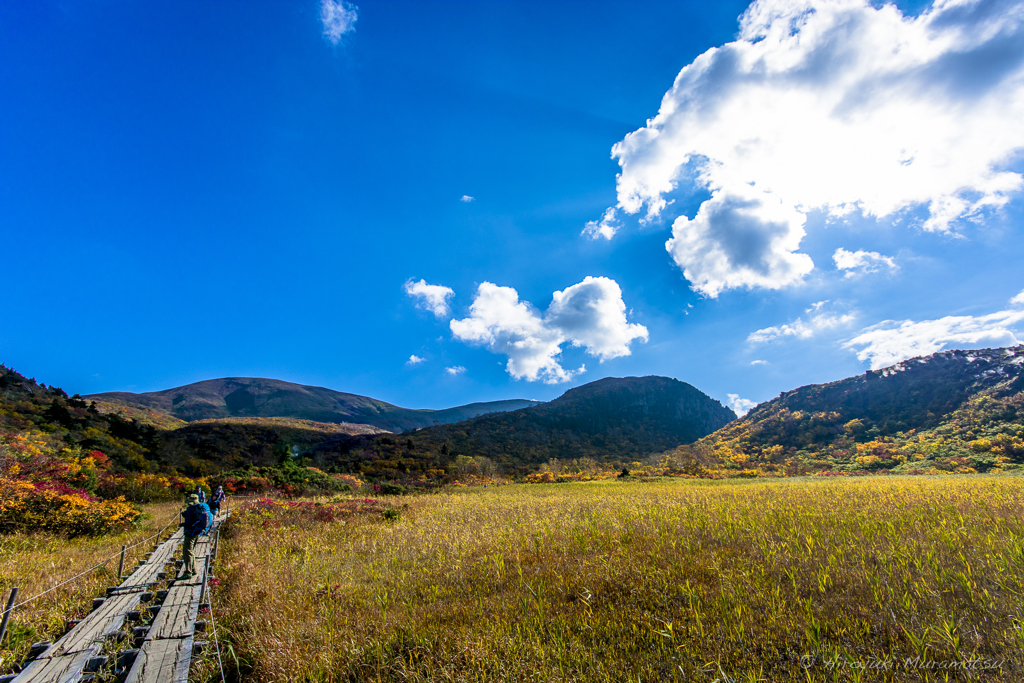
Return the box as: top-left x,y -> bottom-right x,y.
207,476 -> 1024,682
0,500 -> 182,672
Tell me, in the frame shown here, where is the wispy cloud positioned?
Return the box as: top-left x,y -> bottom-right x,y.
595,0 -> 1024,295
404,279 -> 455,318
460,195 -> 475,203
1011,289 -> 1024,306
445,365 -> 466,376
833,248 -> 897,277
748,303 -> 856,344
320,0 -> 358,45
845,308 -> 1024,370
750,360 -> 768,366
582,208 -> 620,241
407,355 -> 425,365
450,276 -> 647,383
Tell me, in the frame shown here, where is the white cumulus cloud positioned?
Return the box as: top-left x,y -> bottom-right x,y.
445,365 -> 466,376
833,248 -> 898,277
665,184 -> 814,297
320,0 -> 358,45
751,359 -> 769,366
1011,289 -> 1024,306
844,308 -> 1024,369
407,355 -> 425,365
749,303 -> 856,343
599,0 -> 1024,295
404,279 -> 455,318
450,276 -> 648,383
728,394 -> 758,416
460,195 -> 475,203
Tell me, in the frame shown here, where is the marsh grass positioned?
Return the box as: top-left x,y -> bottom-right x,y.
0,500 -> 182,672
209,477 -> 1024,682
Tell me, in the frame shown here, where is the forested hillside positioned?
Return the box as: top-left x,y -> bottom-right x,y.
305,376 -> 737,479
678,346 -> 1024,475
0,365 -> 163,471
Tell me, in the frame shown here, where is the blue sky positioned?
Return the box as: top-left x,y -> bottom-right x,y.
2,0 -> 1023,414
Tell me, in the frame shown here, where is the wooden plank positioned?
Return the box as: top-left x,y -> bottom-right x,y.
122,637 -> 193,683
120,530 -> 183,591
50,592 -> 142,656
145,583 -> 200,641
12,645 -> 100,683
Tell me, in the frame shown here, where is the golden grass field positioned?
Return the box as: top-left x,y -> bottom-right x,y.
0,500 -> 182,671
205,476 -> 1024,683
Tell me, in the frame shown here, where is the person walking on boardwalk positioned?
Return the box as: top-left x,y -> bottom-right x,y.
179,494 -> 211,580
194,485 -> 206,503
210,486 -> 225,518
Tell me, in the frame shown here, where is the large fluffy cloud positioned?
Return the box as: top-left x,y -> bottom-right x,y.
601,0 -> 1024,295
845,292 -> 1024,367
404,279 -> 455,318
450,277 -> 648,383
665,184 -> 813,296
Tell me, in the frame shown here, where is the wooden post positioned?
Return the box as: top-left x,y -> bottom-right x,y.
0,586 -> 19,645
118,544 -> 127,579
199,555 -> 211,605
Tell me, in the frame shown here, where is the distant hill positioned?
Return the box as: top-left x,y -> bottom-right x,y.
308,376 -> 737,478
685,345 -> 1024,475
86,378 -> 540,432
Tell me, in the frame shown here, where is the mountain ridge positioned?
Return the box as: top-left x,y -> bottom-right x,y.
685,345 -> 1024,475
86,377 -> 541,433
305,375 -> 738,477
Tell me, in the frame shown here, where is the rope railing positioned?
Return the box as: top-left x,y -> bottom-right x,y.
206,522 -> 228,683
6,508 -> 182,612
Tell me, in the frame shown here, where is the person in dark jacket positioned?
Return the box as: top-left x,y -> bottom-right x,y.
179,494 -> 211,579
209,486 -> 225,518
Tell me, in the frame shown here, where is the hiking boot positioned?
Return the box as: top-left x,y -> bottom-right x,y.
179,572 -> 194,580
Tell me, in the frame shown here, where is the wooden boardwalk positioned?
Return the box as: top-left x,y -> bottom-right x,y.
9,516 -> 223,683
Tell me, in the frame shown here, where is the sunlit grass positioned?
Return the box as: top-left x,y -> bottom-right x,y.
210,476 -> 1024,682
0,501 -> 182,671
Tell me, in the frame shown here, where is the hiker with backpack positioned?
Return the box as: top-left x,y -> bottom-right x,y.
179,493 -> 212,580
210,486 -> 225,518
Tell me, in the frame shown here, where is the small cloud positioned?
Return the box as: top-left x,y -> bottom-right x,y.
445,365 -> 466,376
460,195 -> 475,203
833,249 -> 897,277
404,279 -> 455,318
320,0 -> 358,45
750,360 -> 768,366
582,208 -> 620,241
407,355 -> 425,365
727,394 -> 757,417
1011,289 -> 1024,306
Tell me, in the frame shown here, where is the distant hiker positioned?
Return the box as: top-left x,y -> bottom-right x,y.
179,494 -> 211,580
210,486 -> 225,518
194,485 -> 206,503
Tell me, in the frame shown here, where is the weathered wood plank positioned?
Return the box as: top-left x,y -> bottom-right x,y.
51,592 -> 142,656
122,637 -> 193,683
145,583 -> 200,641
119,529 -> 184,591
12,645 -> 100,683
